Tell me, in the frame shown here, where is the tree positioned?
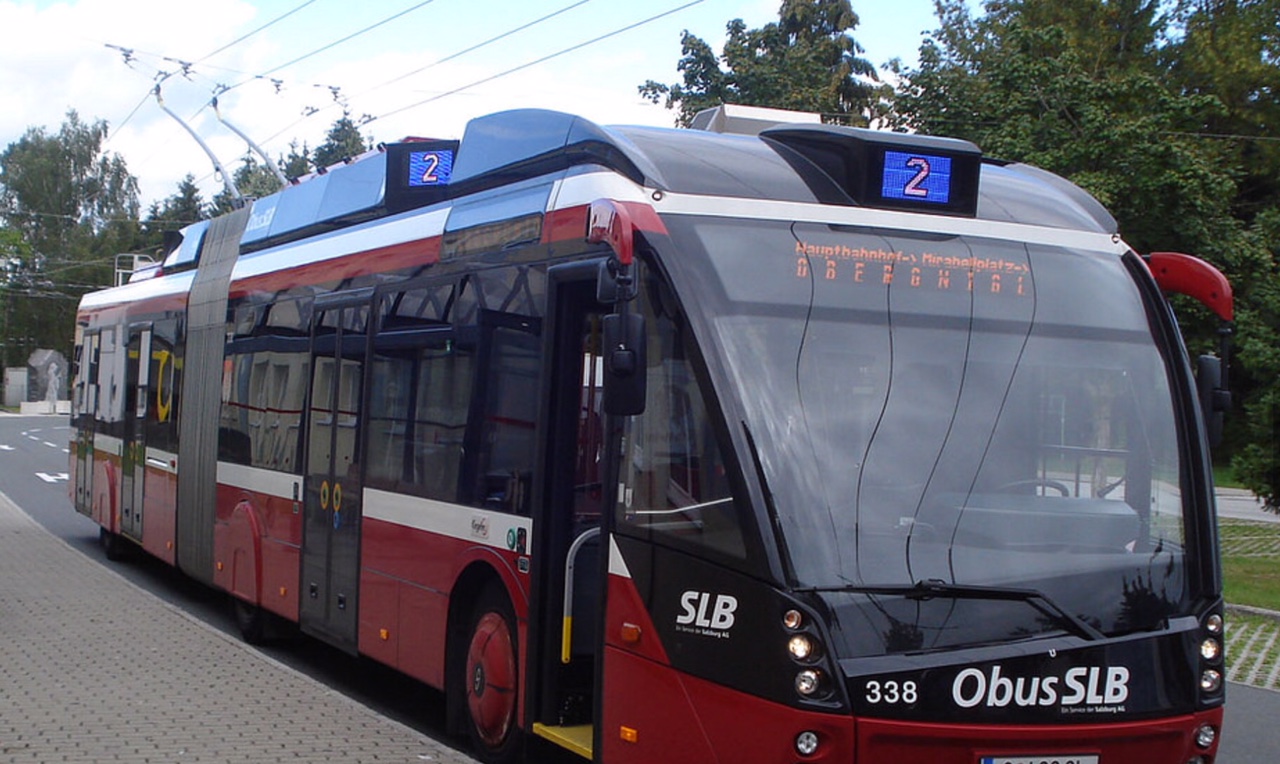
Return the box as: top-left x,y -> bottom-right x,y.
141,175 -> 208,251
0,111 -> 139,367
1164,0 -> 1280,504
639,0 -> 884,126
0,227 -> 37,369
312,113 -> 372,169
281,140 -> 312,180
211,155 -> 287,216
891,2 -> 1232,253
1167,0 -> 1280,221
0,110 -> 139,267
890,0 -> 1280,507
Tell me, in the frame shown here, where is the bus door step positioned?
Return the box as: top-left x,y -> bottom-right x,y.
532,722 -> 593,759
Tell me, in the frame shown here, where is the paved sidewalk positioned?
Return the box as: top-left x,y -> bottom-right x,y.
0,491 -> 479,764
1217,487 -> 1280,524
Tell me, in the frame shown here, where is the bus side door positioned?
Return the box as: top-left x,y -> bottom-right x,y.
73,330 -> 100,518
299,293 -> 370,652
119,324 -> 152,541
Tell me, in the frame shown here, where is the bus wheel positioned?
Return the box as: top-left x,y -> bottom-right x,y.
233,597 -> 267,644
99,527 -> 130,562
463,586 -> 521,763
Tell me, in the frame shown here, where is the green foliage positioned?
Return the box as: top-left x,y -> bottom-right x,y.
211,155 -> 287,216
312,114 -> 372,169
639,0 -> 883,126
0,111 -> 139,366
1219,518 -> 1280,610
141,174 -> 207,252
1166,0 -> 1280,507
1168,0 -> 1280,222
280,141 -> 312,180
0,110 -> 140,262
890,0 -> 1280,508
0,227 -> 33,266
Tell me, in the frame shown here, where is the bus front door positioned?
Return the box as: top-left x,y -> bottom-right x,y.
300,297 -> 369,652
119,325 -> 152,541
531,272 -> 608,759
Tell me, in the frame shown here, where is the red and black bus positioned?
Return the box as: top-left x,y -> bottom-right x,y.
70,104 -> 1231,763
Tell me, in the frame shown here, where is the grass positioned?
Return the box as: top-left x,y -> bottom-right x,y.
1219,519 -> 1280,690
1213,462 -> 1246,490
1223,557 -> 1280,611
1220,519 -> 1280,610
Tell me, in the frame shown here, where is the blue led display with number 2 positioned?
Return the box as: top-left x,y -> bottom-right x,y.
882,150 -> 952,205
408,149 -> 454,187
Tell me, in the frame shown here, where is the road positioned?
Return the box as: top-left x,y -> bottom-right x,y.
0,417 -> 454,740
1,413 -> 1276,762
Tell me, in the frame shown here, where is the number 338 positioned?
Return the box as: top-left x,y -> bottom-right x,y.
865,679 -> 918,704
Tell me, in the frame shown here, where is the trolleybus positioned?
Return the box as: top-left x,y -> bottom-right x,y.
70,104 -> 1233,763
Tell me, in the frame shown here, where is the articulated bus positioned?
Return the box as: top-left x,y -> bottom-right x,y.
70,104 -> 1233,763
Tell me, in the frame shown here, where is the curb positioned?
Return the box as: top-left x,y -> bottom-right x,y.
1226,603 -> 1280,622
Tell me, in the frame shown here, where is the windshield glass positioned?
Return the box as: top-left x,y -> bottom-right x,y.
662,216 -> 1190,647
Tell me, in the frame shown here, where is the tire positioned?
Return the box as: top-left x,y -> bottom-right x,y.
99,527 -> 130,562
462,585 -> 523,763
233,597 -> 267,644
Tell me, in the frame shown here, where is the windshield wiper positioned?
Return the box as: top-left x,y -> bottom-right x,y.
800,578 -> 1106,642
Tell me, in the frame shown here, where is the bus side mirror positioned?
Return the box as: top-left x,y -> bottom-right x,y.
1197,354 -> 1230,447
602,312 -> 646,416
596,258 -> 633,304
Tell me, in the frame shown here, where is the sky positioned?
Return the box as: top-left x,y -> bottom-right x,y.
0,0 -> 950,209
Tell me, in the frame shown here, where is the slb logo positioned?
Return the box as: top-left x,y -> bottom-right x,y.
676,590 -> 738,632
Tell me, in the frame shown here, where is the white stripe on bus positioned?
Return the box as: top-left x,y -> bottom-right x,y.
647,190 -> 1130,253
216,461 -> 302,500
363,487 -> 533,556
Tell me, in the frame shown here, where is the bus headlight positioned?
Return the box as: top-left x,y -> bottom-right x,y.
1195,723 -> 1217,749
795,669 -> 822,697
795,730 -> 820,756
783,609 -> 804,630
1200,669 -> 1222,693
788,634 -> 816,661
1200,637 -> 1222,662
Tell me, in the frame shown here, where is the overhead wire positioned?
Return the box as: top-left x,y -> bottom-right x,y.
259,0 -> 593,145
108,87 -> 160,142
195,0 -> 319,64
219,0 -> 443,97
360,0 -> 591,98
369,0 -> 707,124
97,0 -> 709,205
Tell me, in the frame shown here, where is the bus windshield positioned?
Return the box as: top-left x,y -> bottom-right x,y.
663,216 -> 1191,646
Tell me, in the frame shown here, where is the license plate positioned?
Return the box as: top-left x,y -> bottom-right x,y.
980,757 -> 1099,764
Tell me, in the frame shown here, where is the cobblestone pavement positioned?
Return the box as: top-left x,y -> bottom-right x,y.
1226,609 -> 1280,690
0,490 -> 479,764
1221,507 -> 1280,694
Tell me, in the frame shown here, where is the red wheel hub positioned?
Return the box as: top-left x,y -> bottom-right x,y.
466,611 -> 517,748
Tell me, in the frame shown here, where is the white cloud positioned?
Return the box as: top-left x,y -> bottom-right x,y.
1,0 -> 942,211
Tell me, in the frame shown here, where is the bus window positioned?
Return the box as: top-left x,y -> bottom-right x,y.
221,296 -> 310,472
469,320 -> 540,515
366,326 -> 473,501
367,274 -> 546,514
616,266 -> 744,559
144,323 -> 180,454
